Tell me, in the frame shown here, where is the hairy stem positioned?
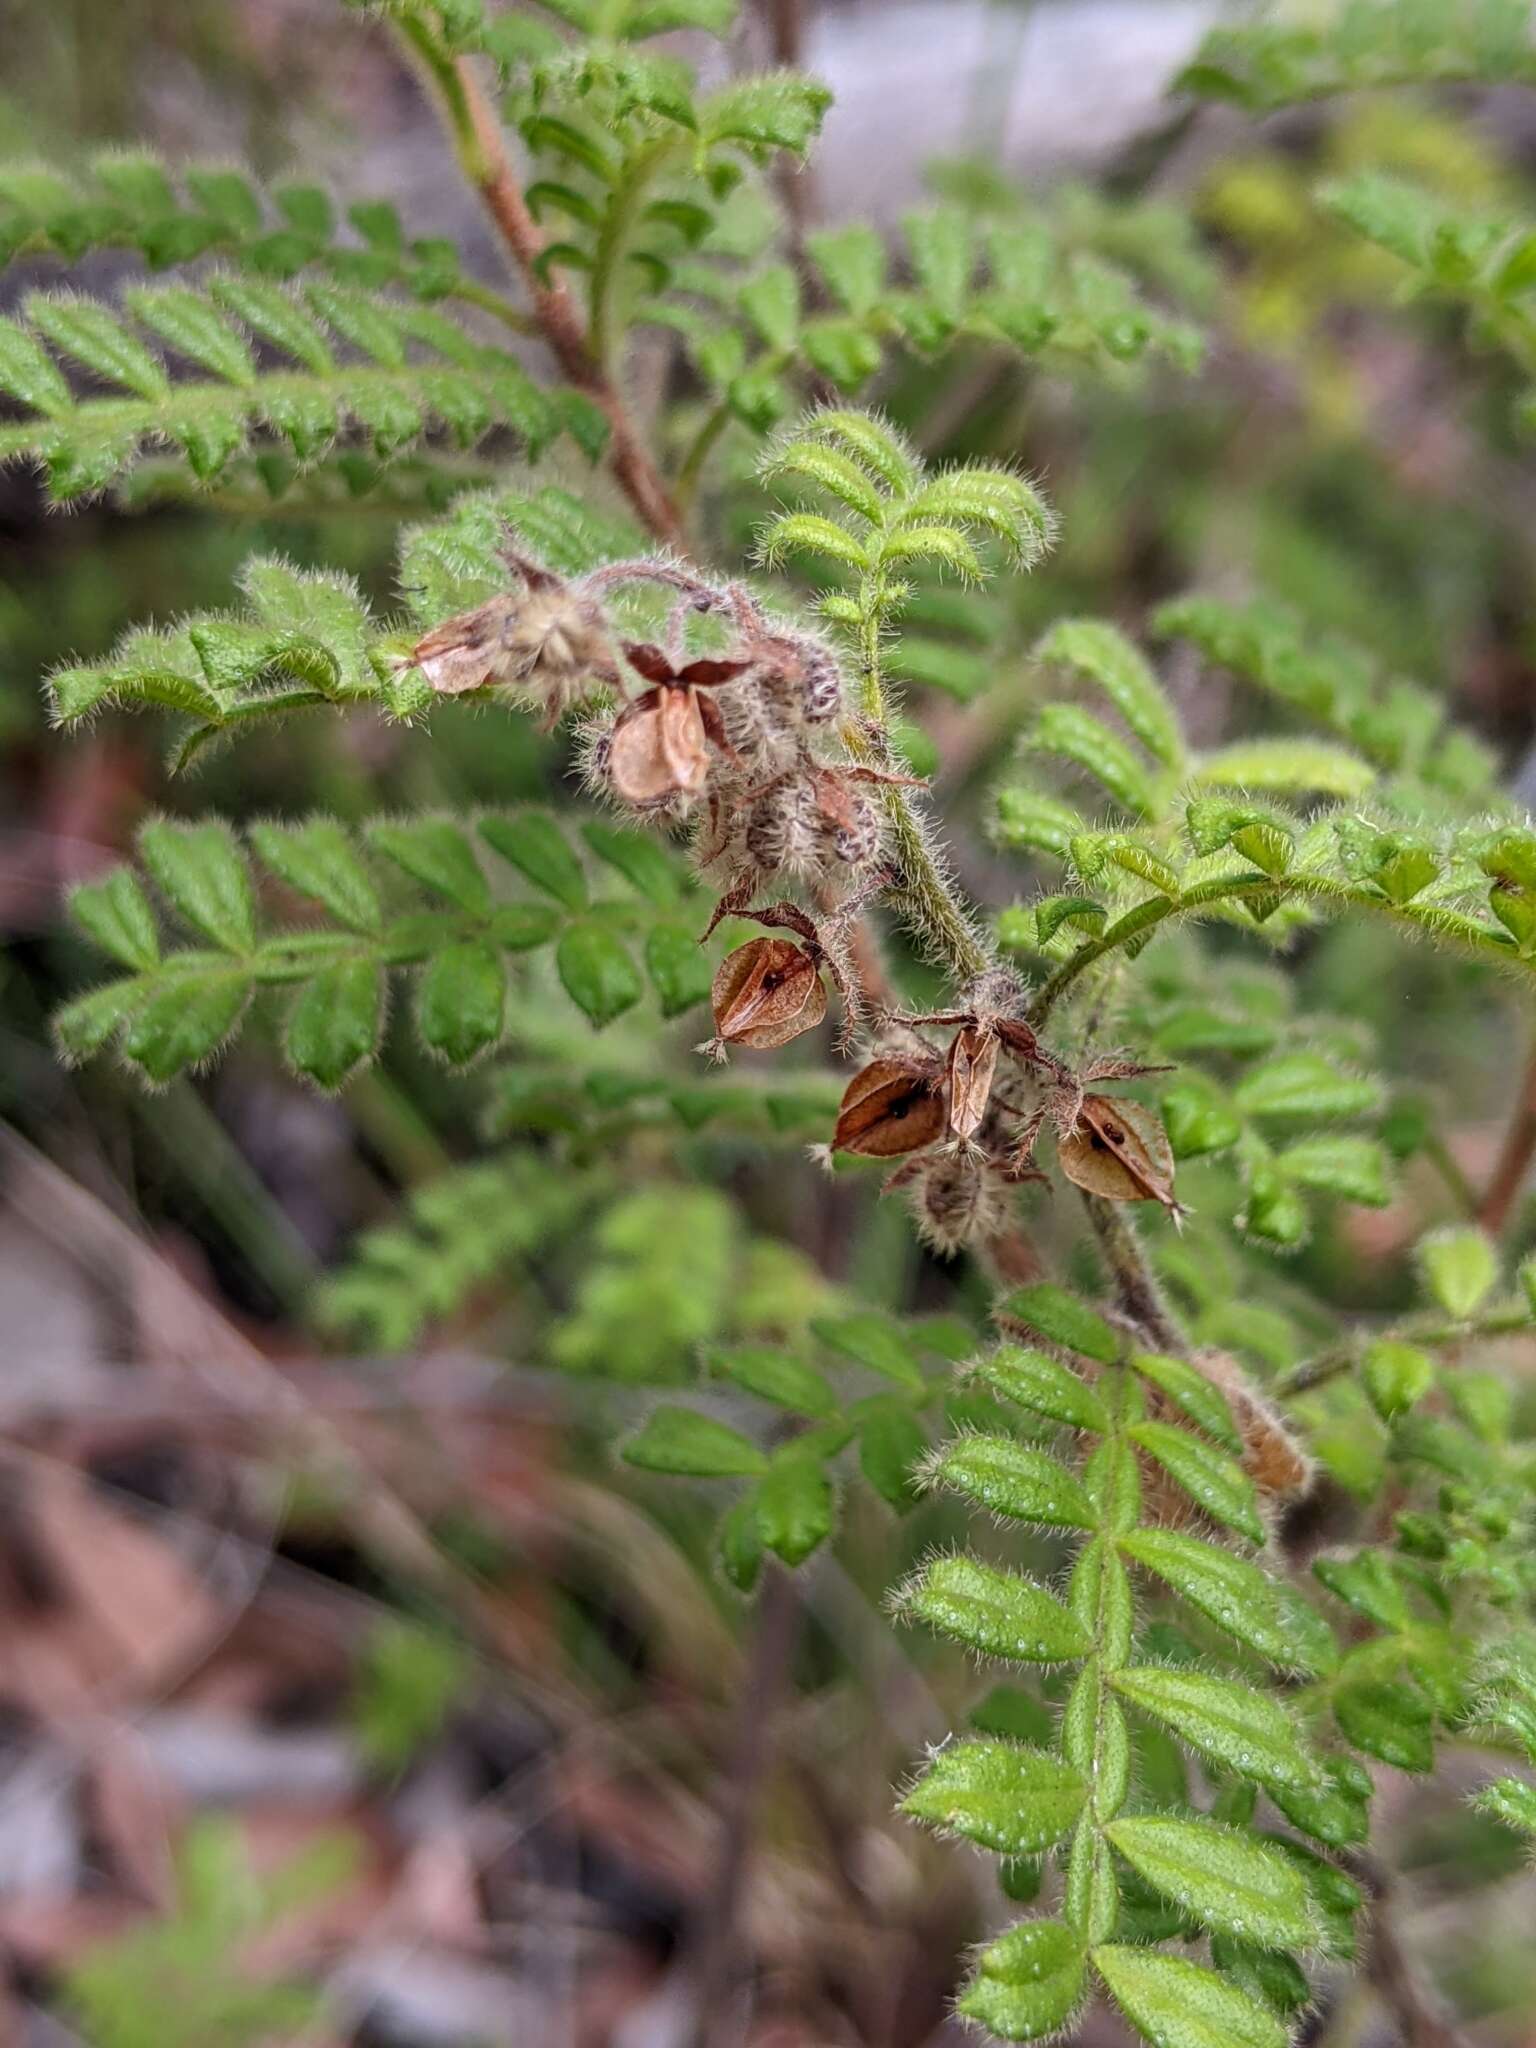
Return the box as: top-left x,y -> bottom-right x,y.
1082,1192 -> 1185,1350
1277,1299 -> 1532,1399
397,18 -> 685,546
840,597 -> 992,986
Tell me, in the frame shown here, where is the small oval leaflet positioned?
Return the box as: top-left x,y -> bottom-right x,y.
969,1344 -> 1109,1432
1110,1665 -> 1321,1795
1105,1813 -> 1317,1951
901,1740 -> 1087,1855
1093,1942 -> 1289,2048
923,1436 -> 1096,1528
958,1920 -> 1087,2042
1129,1418 -> 1266,1544
899,1555 -> 1091,1665
1120,1526 -> 1336,1676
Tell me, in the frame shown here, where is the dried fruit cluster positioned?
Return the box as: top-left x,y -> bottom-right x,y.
409,538 -> 1181,1258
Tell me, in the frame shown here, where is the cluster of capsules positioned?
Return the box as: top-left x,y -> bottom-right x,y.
406,538 -> 1183,1257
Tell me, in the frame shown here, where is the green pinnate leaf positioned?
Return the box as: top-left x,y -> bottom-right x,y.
122,968 -> 251,1082
27,293 -> 169,398
921,1436 -> 1096,1528
208,273 -> 334,372
1474,1775 -> 1536,1835
1313,1549 -> 1409,1632
1234,1052 -> 1384,1123
557,922 -> 644,1027
1417,1226 -> 1497,1318
368,819 -> 490,915
897,1555 -> 1091,1665
1276,1134 -> 1391,1207
1120,1527 -> 1335,1675
250,818 -> 381,932
54,980 -> 146,1062
711,1345 -> 838,1419
1110,1667 -> 1321,1795
1030,703 -> 1157,816
580,822 -> 683,905
1334,1674 -> 1434,1773
998,1285 -> 1119,1365
755,1448 -> 834,1565
69,868 -> 161,971
994,786 -> 1088,859
1035,618 -> 1183,768
739,264 -> 799,349
1268,1755 -> 1372,1850
124,286 -> 255,384
1093,1943 -> 1288,2048
969,1344 -> 1108,1431
417,939 -> 505,1064
1194,737 -> 1375,798
1105,1815 -> 1315,1951
1130,1353 -> 1240,1450
0,314 -> 74,415
856,1397 -> 927,1510
703,73 -> 832,154
811,1312 -> 924,1391
958,1921 -> 1087,2042
806,224 -> 887,317
1129,1420 -> 1265,1544
139,820 -> 255,953
644,922 -> 713,1018
286,958 -> 384,1089
902,1742 -> 1086,1854
623,1405 -> 767,1477
717,1493 -> 763,1592
479,811 -> 587,908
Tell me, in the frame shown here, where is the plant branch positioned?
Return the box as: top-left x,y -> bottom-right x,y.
397,18 -> 685,546
1082,1192 -> 1185,1350
1277,1299 -> 1532,1399
1477,1027 -> 1536,1236
841,589 -> 992,987
1026,869 -> 1536,1031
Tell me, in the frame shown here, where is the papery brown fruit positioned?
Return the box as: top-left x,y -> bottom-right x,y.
834,1055 -> 947,1158
946,1024 -> 999,1141
408,577 -> 617,724
1057,1094 -> 1179,1212
608,688 -> 710,806
710,937 -> 827,1050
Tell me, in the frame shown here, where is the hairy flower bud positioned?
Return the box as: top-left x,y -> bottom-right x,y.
906,1148 -> 1014,1255
709,936 -> 827,1050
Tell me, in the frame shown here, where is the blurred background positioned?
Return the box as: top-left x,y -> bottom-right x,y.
4,1 -> 1536,2043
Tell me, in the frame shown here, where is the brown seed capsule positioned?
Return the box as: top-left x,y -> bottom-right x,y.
606,643 -> 752,809
1057,1094 -> 1180,1214
834,1055 -> 947,1158
710,937 -> 827,1050
946,1024 -> 1000,1142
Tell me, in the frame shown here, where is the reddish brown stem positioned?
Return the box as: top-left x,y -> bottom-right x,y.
414,33 -> 686,548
